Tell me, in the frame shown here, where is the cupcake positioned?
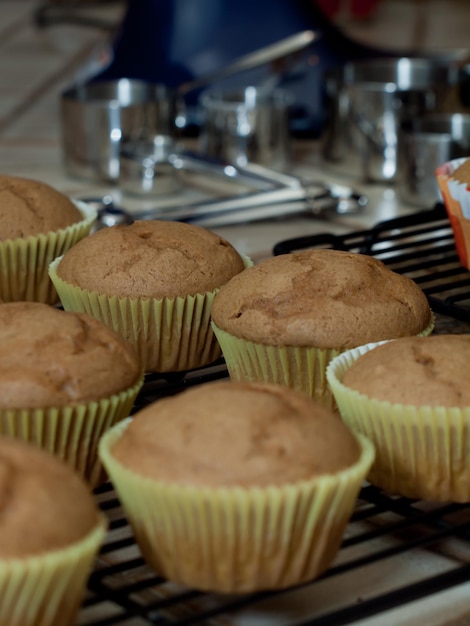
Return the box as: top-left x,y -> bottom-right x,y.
0,301 -> 143,488
327,334 -> 470,502
436,156 -> 470,270
211,249 -> 434,408
99,380 -> 374,594
0,175 -> 96,304
0,435 -> 106,626
49,219 -> 249,373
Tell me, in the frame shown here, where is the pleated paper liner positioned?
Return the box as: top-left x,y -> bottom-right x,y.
0,200 -> 96,305
99,418 -> 375,594
49,255 -> 253,374
0,517 -> 106,626
0,374 -> 143,489
211,317 -> 435,410
327,341 -> 470,502
436,156 -> 470,270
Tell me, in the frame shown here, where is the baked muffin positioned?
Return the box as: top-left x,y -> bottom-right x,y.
0,175 -> 96,304
0,435 -> 106,626
436,156 -> 470,270
99,380 -> 374,594
49,219 -> 249,373
0,301 -> 143,487
211,249 -> 434,407
327,334 -> 470,501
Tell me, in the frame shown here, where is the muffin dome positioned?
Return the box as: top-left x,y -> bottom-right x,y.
56,219 -> 246,299
50,220 -> 248,373
111,380 -> 361,487
452,158 -> 470,182
0,435 -> 101,558
0,302 -> 141,409
327,334 -> 470,501
342,334 -> 470,407
211,249 -> 433,349
100,380 -> 373,593
0,175 -> 82,240
0,435 -> 106,626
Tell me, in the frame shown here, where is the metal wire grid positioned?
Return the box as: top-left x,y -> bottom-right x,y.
81,483 -> 470,626
78,204 -> 470,625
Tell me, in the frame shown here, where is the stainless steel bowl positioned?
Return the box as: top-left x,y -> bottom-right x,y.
198,86 -> 293,168
399,113 -> 470,207
322,57 -> 461,182
60,78 -> 184,183
343,57 -> 459,89
119,135 -> 181,197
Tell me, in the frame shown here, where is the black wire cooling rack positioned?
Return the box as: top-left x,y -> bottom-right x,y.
79,204 -> 470,626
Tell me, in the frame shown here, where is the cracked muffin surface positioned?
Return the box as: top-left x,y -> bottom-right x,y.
0,301 -> 140,408
211,249 -> 432,348
56,220 -> 246,299
0,175 -> 82,239
0,436 -> 101,558
342,334 -> 470,407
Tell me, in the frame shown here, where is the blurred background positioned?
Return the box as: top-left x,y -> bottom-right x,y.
31,0 -> 470,138
1,0 -> 470,221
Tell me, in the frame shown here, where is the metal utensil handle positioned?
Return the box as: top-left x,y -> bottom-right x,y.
177,29 -> 317,96
174,151 -> 302,190
150,187 -> 309,223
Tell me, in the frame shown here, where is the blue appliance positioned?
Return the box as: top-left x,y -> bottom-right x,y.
91,0 -> 402,137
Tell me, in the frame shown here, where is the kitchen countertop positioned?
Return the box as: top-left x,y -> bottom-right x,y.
1,3 -> 470,626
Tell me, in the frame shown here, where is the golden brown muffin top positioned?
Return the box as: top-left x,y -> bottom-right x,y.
56,220 -> 246,299
211,249 -> 432,349
342,334 -> 470,407
0,302 -> 141,409
0,175 -> 82,240
112,380 -> 361,487
452,158 -> 470,183
0,436 -> 100,558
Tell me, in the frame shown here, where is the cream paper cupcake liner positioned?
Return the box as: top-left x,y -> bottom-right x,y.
327,341 -> 470,502
99,418 -> 375,594
49,255 -> 253,374
0,375 -> 143,489
212,323 -> 342,408
0,518 -> 106,626
436,156 -> 470,270
0,200 -> 96,305
211,318 -> 435,410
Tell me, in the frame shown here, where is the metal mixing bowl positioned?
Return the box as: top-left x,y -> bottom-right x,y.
60,78 -> 184,183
